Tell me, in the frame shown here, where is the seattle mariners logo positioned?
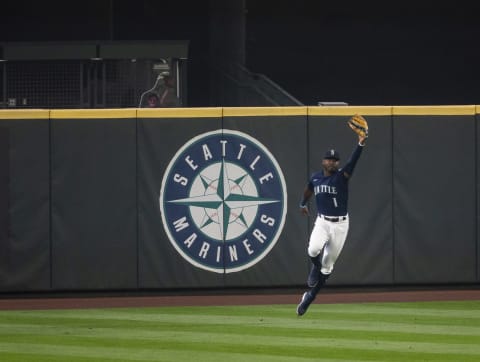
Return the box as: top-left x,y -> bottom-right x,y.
159,129 -> 287,273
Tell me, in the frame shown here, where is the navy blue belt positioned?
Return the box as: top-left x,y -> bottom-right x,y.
320,214 -> 347,222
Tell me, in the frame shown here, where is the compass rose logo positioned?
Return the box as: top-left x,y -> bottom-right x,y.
159,129 -> 287,273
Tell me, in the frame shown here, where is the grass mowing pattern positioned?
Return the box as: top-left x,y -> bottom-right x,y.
0,300 -> 480,361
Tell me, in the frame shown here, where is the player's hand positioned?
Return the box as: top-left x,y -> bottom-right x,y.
358,134 -> 367,146
300,206 -> 309,216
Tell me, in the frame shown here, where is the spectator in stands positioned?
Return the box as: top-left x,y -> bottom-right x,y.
146,93 -> 160,108
158,74 -> 180,107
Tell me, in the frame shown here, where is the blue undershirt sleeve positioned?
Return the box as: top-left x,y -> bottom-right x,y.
342,143 -> 364,176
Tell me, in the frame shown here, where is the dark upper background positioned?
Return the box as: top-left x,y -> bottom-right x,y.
1,0 -> 479,107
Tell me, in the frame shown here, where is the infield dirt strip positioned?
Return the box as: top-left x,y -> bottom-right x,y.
0,288 -> 479,310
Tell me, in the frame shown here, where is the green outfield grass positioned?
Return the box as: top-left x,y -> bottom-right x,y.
0,300 -> 480,361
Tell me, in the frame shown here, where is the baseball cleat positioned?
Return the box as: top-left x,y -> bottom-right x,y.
307,265 -> 320,287
296,291 -> 314,316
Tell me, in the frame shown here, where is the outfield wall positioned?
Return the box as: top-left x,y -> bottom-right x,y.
0,106 -> 479,292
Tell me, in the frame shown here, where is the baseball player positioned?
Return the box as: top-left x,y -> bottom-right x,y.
296,115 -> 368,316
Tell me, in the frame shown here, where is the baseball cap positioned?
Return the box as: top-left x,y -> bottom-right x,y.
324,149 -> 340,160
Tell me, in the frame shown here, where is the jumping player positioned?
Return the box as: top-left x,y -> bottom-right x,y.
296,121 -> 368,316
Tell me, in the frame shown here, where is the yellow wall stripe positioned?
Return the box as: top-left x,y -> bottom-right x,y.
0,109 -> 50,119
308,106 -> 392,116
50,109 -> 137,119
1,106 -> 479,120
392,105 -> 476,116
137,107 -> 222,118
223,106 -> 308,117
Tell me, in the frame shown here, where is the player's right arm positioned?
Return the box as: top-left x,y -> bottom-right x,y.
299,186 -> 314,216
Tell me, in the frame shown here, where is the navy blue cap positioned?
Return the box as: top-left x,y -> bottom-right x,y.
324,149 -> 340,160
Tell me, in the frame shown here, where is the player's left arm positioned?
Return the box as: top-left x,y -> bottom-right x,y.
342,134 -> 366,179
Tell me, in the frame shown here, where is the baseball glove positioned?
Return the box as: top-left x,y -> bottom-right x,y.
348,114 -> 369,138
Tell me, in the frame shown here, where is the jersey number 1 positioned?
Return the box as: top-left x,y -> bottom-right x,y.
333,197 -> 338,208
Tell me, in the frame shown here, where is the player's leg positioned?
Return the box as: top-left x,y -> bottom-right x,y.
306,216 -> 328,287
297,218 -> 330,316
320,220 -> 349,275
307,220 -> 349,303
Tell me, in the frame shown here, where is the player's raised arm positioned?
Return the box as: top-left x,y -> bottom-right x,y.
343,115 -> 368,178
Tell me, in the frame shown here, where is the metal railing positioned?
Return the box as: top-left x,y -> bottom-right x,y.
210,61 -> 304,107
